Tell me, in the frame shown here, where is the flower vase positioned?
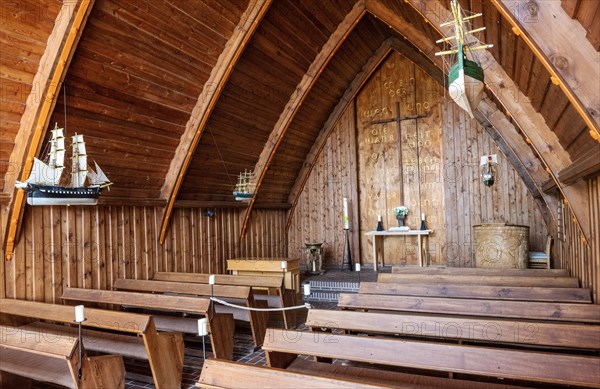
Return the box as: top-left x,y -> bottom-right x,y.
396,215 -> 405,227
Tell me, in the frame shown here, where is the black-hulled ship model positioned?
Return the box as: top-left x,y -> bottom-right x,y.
15,124 -> 112,206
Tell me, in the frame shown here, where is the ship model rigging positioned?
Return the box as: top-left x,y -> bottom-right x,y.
435,0 -> 493,118
16,123 -> 112,206
233,170 -> 255,201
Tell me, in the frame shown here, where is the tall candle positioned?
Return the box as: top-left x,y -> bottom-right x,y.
342,198 -> 349,229
377,215 -> 381,222
208,274 -> 216,285
198,318 -> 209,336
421,213 -> 425,221
281,260 -> 287,270
75,305 -> 85,323
355,263 -> 361,272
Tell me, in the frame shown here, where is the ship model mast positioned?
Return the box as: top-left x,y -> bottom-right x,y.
435,0 -> 493,118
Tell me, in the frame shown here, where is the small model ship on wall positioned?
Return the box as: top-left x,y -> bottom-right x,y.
436,0 -> 493,118
15,124 -> 112,206
233,170 -> 255,201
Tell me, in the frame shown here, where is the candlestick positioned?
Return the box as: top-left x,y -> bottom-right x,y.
342,197 -> 349,230
75,305 -> 85,323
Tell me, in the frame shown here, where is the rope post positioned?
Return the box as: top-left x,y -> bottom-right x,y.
208,274 -> 215,322
74,305 -> 86,382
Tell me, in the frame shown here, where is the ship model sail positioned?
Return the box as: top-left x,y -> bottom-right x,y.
435,0 -> 493,118
233,170 -> 255,201
15,124 -> 112,206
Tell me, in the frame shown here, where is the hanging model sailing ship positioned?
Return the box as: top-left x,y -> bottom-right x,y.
435,0 -> 493,118
15,124 -> 112,206
232,170 -> 255,201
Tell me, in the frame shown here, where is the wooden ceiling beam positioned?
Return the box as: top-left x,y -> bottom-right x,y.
158,0 -> 272,244
493,0 -> 599,135
240,1 -> 367,239
406,0 -> 591,241
2,0 -> 95,260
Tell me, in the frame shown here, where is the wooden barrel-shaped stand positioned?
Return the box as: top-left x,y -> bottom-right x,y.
473,224 -> 529,269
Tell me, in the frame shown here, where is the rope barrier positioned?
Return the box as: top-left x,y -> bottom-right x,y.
210,297 -> 311,311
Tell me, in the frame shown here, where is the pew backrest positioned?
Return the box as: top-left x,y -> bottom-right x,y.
359,282 -> 592,303
391,266 -> 570,277
338,293 -> 600,323
377,273 -> 579,287
113,278 -> 252,300
153,272 -> 283,289
263,328 -> 600,388
305,309 -> 600,350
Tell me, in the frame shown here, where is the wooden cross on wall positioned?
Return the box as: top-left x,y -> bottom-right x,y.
368,101 -> 427,204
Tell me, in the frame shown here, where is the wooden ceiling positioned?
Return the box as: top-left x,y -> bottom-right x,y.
1,0 -> 599,239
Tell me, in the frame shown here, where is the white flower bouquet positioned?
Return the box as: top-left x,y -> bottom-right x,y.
393,206 -> 409,217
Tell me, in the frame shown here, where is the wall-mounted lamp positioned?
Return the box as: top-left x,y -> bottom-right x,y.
480,154 -> 497,187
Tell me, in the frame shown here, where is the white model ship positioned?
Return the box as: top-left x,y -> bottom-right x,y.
436,0 -> 493,118
15,124 -> 112,205
233,170 -> 255,201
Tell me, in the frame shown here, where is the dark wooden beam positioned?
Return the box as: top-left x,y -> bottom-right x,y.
159,0 -> 273,244
174,200 -> 290,209
3,0 -> 95,260
241,1 -> 367,239
558,143 -> 600,184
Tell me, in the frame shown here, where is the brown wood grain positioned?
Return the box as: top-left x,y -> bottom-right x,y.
378,273 -> 580,287
263,328 -> 600,387
306,308 -> 600,349
360,282 -> 591,303
338,293 -> 600,323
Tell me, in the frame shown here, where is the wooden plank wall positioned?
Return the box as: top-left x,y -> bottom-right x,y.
288,106 -> 360,269
553,177 -> 600,303
442,101 -> 548,266
0,206 -> 286,303
289,52 -> 549,268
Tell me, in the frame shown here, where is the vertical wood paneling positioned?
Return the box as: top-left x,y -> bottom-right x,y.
442,101 -> 549,264
1,206 -> 287,302
553,177 -> 600,304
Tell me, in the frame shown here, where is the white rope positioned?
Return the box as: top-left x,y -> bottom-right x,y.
210,297 -> 311,311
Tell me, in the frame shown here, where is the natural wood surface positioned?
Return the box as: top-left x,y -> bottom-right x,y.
390,266 -> 570,277
61,288 -> 233,360
112,279 -> 267,347
359,282 -> 592,303
338,293 -> 600,323
113,278 -> 251,300
263,328 -> 600,387
377,273 -> 579,287
153,272 -> 283,288
197,359 -> 392,389
306,309 -> 600,349
0,324 -> 125,389
1,298 -> 184,388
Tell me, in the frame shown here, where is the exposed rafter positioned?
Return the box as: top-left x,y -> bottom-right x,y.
494,0 -> 600,135
158,0 -> 272,244
240,1 -> 367,239
2,0 -> 95,260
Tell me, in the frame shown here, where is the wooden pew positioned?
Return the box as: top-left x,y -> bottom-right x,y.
391,266 -> 570,277
338,293 -> 600,323
153,272 -> 295,328
112,278 -> 268,347
359,282 -> 592,303
305,309 -> 600,350
197,359 -> 393,389
0,324 -> 125,389
61,288 -> 234,360
0,298 -> 183,389
263,328 -> 600,388
378,273 -> 579,287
